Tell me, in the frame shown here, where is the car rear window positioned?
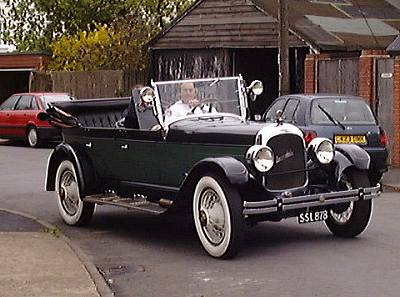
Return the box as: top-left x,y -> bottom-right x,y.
311,98 -> 376,125
41,95 -> 72,106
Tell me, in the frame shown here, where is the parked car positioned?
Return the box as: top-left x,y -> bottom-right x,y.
0,93 -> 73,147
263,94 -> 388,184
42,77 -> 381,259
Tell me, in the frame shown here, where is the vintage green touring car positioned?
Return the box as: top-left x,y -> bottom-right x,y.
42,76 -> 381,258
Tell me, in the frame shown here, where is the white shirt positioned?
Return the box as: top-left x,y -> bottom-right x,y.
164,100 -> 216,126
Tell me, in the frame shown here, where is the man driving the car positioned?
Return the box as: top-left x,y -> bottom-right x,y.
165,82 -> 215,125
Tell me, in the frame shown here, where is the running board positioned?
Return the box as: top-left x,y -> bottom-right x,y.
83,194 -> 173,215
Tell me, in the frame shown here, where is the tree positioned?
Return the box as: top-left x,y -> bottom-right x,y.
2,0 -> 195,70
2,0 -> 195,51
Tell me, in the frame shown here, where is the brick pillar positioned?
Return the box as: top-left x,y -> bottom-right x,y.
304,54 -> 316,94
392,57 -> 400,167
359,51 -> 374,105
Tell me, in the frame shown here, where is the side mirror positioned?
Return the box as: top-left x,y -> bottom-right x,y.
140,87 -> 155,104
248,80 -> 264,101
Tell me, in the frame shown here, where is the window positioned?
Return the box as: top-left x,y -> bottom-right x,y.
15,96 -> 33,110
264,99 -> 286,121
282,99 -> 300,123
30,97 -> 39,110
0,95 -> 20,110
311,98 -> 376,125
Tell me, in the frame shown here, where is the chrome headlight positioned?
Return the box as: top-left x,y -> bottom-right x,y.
246,145 -> 275,172
308,138 -> 334,165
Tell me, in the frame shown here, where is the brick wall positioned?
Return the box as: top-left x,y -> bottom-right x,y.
304,54 -> 316,94
358,53 -> 374,105
393,58 -> 400,167
0,53 -> 50,71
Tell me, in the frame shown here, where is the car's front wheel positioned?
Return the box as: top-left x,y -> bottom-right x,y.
325,169 -> 372,238
55,160 -> 95,226
193,174 -> 244,259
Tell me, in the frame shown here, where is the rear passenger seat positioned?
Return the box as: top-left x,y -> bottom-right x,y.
77,110 -> 124,128
51,97 -> 130,128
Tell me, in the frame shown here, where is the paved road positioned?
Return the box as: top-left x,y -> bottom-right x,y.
1,141 -> 400,297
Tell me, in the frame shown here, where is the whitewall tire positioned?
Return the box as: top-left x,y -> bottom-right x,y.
55,160 -> 95,226
193,174 -> 244,259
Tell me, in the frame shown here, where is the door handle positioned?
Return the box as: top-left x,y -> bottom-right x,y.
120,144 -> 128,150
85,142 -> 93,148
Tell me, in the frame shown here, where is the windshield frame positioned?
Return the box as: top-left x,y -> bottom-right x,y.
151,76 -> 248,130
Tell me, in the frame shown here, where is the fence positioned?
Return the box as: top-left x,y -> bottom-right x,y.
30,69 -> 149,99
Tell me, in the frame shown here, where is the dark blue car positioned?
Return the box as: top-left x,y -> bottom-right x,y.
263,94 -> 388,184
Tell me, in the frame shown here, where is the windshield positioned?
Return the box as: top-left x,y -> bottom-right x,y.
311,98 -> 376,125
41,94 -> 73,105
154,77 -> 243,125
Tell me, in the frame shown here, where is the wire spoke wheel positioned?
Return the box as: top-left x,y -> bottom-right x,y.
59,170 -> 80,216
199,188 -> 226,245
55,160 -> 94,226
325,169 -> 373,238
193,174 -> 243,259
329,175 -> 354,225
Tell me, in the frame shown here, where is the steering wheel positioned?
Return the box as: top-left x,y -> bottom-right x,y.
190,99 -> 221,114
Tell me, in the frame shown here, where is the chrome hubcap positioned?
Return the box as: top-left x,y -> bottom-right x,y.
199,188 -> 225,245
28,129 -> 37,146
59,170 -> 80,216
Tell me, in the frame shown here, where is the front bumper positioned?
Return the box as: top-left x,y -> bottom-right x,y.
243,185 -> 381,215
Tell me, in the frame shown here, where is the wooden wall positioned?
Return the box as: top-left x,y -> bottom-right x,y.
152,49 -> 231,82
30,70 -> 148,99
151,0 -> 305,49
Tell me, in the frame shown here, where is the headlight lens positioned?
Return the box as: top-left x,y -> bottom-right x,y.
309,138 -> 335,164
246,145 -> 275,172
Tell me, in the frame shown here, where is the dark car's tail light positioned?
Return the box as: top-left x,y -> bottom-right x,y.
379,128 -> 388,147
303,130 -> 317,144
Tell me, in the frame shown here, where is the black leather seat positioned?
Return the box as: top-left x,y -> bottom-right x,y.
51,98 -> 130,128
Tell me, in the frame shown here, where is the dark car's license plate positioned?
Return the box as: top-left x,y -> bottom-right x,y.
298,210 -> 328,224
334,135 -> 367,145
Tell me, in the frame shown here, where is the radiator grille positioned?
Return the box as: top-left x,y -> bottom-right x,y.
265,134 -> 307,191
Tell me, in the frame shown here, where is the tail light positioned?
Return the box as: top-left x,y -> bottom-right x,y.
379,128 -> 388,147
303,130 -> 317,144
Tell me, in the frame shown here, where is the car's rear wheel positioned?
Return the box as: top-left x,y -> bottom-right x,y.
325,169 -> 372,238
55,160 -> 95,226
27,126 -> 40,147
193,174 -> 244,259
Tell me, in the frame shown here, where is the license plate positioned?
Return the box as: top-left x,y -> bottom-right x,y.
298,210 -> 328,224
334,135 -> 367,145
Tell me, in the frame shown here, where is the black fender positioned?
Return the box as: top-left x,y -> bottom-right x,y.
186,157 -> 249,186
334,144 -> 370,179
174,157 -> 249,210
45,143 -> 99,197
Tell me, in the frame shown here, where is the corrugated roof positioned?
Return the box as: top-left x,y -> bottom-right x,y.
386,34 -> 400,55
150,0 -> 400,51
252,0 -> 400,50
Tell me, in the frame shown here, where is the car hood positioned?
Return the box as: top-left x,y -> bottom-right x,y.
167,118 -> 270,145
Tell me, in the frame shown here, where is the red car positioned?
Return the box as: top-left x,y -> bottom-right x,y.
0,93 -> 73,147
